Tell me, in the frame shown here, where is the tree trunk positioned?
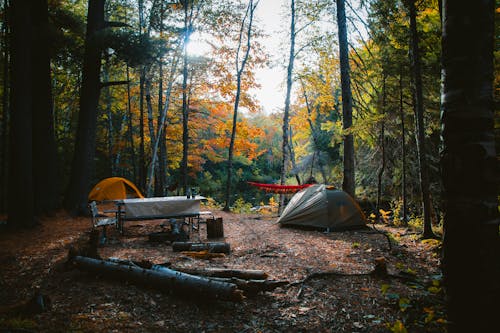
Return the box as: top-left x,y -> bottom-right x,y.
172,242 -> 231,254
172,267 -> 268,280
139,69 -> 146,192
146,52 -> 180,197
65,0 -> 105,215
300,81 -> 327,184
155,4 -> 165,197
126,65 -> 137,183
137,0 -> 146,192
9,0 -> 34,226
181,2 -> 191,196
407,0 -> 435,238
399,67 -> 408,223
0,0 -> 8,213
224,0 -> 257,211
279,0 -> 296,214
376,76 -> 386,221
145,73 -> 156,196
155,60 -> 164,196
288,126 -> 301,185
207,277 -> 288,295
72,256 -> 244,301
336,0 -> 355,198
441,0 -> 499,331
103,55 -> 114,175
32,0 -> 58,215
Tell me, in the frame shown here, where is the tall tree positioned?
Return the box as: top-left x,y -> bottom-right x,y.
279,0 -> 296,213
0,0 -> 9,213
8,0 -> 34,226
32,0 -> 59,214
336,0 -> 355,198
181,0 -> 195,195
441,0 -> 499,331
65,0 -> 106,214
138,0 -> 147,191
406,0 -> 435,238
224,0 -> 259,211
399,66 -> 408,222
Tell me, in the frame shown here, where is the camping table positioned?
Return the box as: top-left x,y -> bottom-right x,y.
115,196 -> 207,235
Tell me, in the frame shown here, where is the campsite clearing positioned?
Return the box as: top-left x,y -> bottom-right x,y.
0,210 -> 445,332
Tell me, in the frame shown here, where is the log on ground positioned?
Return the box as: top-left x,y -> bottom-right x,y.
172,241 -> 230,254
72,256 -> 243,302
173,267 -> 268,280
209,277 -> 289,295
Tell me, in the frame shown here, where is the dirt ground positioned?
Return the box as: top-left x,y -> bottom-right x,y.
0,207 -> 446,332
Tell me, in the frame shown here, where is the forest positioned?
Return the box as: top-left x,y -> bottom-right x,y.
0,0 -> 498,332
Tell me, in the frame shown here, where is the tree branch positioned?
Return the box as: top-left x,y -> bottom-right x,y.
100,80 -> 129,88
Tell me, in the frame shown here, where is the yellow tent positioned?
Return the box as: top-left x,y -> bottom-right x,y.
88,177 -> 144,201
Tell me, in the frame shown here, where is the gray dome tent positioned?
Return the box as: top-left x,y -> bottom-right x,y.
277,184 -> 366,230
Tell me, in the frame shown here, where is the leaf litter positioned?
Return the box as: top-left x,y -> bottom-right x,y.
0,209 -> 445,332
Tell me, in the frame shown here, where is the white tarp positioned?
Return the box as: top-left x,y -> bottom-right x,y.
121,196 -> 205,218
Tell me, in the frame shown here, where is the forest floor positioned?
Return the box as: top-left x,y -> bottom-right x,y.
0,206 -> 446,332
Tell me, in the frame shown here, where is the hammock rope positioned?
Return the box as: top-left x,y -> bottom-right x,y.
247,181 -> 313,194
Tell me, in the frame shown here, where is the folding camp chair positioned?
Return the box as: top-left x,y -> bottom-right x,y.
89,201 -> 117,244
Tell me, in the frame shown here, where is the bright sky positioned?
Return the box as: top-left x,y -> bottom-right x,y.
188,0 -> 367,115
251,0 -> 288,114
187,0 -> 288,115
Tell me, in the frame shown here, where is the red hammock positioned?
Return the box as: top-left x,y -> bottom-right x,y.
247,181 -> 313,194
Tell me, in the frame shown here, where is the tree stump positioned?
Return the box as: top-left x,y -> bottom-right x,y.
206,217 -> 224,239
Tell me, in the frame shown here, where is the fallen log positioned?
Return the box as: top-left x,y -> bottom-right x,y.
209,277 -> 289,295
72,256 -> 243,302
173,267 -> 268,280
172,241 -> 230,254
151,265 -> 285,295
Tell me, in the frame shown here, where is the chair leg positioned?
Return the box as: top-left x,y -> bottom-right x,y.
100,226 -> 107,245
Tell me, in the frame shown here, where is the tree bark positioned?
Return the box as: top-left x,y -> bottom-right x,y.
376,76 -> 386,221
126,65 -> 137,183
172,267 -> 268,280
288,126 -> 301,185
399,67 -> 408,223
336,0 -> 356,198
146,52 -> 180,196
406,0 -> 435,238
155,59 -> 164,196
72,256 -> 244,301
103,54 -> 115,175
224,0 -> 258,211
208,277 -> 288,295
9,0 -> 34,226
0,0 -> 8,213
65,0 -> 105,215
441,0 -> 500,331
32,0 -> 58,215
279,0 -> 296,214
181,2 -> 191,196
138,0 -> 146,192
172,242 -> 231,254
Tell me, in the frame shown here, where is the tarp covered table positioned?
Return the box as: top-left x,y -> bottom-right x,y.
116,196 -> 206,233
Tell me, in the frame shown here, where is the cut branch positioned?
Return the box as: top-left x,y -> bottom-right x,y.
172,267 -> 268,280
72,256 -> 244,301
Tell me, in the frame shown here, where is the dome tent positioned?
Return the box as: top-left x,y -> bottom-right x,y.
277,184 -> 366,230
88,177 -> 144,201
